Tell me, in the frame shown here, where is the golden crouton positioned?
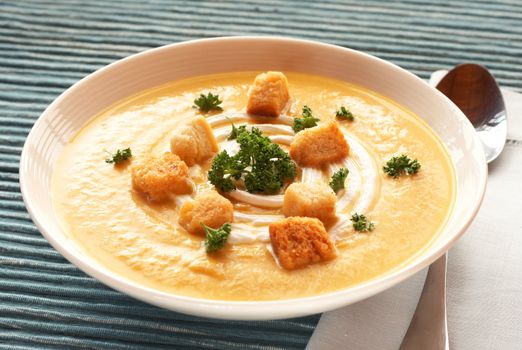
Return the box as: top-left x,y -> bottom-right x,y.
269,217 -> 336,270
178,191 -> 234,235
290,121 -> 349,167
131,152 -> 192,201
170,116 -> 218,166
246,71 -> 290,117
283,182 -> 337,224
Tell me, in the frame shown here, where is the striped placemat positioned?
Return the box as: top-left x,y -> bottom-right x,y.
1,1 -> 521,349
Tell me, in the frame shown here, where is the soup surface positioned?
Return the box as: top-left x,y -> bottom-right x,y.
52,72 -> 455,300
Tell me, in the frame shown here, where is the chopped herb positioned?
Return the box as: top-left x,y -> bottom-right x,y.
292,105 -> 320,132
193,92 -> 223,112
105,148 -> 132,164
227,121 -> 247,140
202,223 -> 231,253
208,127 -> 296,194
329,168 -> 349,192
351,213 -> 375,232
383,154 -> 421,178
335,106 -> 354,121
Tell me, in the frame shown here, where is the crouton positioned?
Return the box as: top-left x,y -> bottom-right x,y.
290,121 -> 349,167
170,116 -> 218,166
269,217 -> 336,270
178,191 -> 234,235
283,182 -> 337,224
131,152 -> 192,201
246,71 -> 290,117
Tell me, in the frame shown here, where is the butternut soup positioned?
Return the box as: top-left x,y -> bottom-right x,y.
52,72 -> 455,300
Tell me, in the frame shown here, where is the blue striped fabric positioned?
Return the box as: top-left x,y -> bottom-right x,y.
0,1 -> 521,349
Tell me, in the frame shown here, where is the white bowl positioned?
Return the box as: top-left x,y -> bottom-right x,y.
20,37 -> 487,320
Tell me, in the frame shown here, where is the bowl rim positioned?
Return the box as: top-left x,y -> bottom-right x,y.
19,36 -> 488,320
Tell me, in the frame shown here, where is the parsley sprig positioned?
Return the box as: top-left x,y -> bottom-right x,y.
105,148 -> 132,164
227,122 -> 247,140
202,223 -> 231,253
335,106 -> 354,121
383,154 -> 421,178
351,213 -> 375,232
329,168 -> 349,193
208,127 -> 296,194
194,92 -> 223,112
292,105 -> 320,132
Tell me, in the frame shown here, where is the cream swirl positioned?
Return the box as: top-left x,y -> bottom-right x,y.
205,112 -> 380,243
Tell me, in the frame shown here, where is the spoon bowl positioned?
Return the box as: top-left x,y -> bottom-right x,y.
436,63 -> 507,162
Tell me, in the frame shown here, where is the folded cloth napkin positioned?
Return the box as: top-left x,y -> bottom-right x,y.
307,76 -> 522,350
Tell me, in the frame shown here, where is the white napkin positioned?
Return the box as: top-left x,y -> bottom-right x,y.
307,79 -> 522,350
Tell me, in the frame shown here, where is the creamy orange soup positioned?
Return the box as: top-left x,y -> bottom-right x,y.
52,72 -> 455,300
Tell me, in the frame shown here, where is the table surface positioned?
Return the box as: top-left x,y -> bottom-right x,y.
1,1 -> 521,349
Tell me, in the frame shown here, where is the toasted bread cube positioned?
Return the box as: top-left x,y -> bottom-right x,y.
131,152 -> 192,201
269,217 -> 336,270
170,116 -> 218,166
178,191 -> 234,235
246,71 -> 290,117
290,121 -> 349,167
283,182 -> 337,224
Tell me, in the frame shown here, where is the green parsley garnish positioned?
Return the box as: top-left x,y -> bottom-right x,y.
383,154 -> 421,178
202,223 -> 231,253
208,151 -> 243,192
208,127 -> 296,194
105,148 -> 132,164
227,122 -> 247,140
351,213 -> 375,232
335,106 -> 354,121
329,168 -> 349,193
292,105 -> 320,132
193,92 -> 223,112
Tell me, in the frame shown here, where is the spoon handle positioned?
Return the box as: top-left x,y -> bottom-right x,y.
399,253 -> 449,350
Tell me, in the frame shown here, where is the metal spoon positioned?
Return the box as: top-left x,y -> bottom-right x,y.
399,64 -> 507,350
